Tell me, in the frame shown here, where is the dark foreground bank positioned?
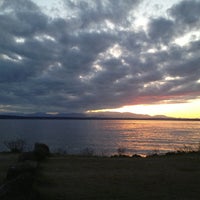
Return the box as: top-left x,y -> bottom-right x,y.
35,153 -> 200,200
1,151 -> 200,200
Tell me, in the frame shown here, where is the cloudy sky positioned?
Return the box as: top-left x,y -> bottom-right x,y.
0,0 -> 200,118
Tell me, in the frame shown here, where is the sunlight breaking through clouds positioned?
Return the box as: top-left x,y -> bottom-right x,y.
174,31 -> 200,46
0,0 -> 200,117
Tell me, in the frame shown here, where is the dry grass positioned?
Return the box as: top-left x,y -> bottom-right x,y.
35,154 -> 200,200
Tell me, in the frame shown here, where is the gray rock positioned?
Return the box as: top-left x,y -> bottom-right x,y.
34,143 -> 50,160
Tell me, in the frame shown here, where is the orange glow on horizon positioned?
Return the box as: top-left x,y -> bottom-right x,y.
87,99 -> 200,119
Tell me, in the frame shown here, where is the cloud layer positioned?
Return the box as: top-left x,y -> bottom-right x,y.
0,0 -> 200,113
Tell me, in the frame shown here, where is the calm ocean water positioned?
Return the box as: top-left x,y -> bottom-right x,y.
0,119 -> 200,155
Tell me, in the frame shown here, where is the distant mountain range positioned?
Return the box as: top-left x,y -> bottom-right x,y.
86,112 -> 169,119
0,111 -> 199,120
0,111 -> 172,119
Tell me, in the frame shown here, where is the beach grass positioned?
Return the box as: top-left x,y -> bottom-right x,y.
35,153 -> 200,200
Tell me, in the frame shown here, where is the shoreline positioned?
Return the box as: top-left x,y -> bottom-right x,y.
0,115 -> 200,121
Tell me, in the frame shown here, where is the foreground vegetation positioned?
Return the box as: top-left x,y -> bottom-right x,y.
34,153 -> 200,200
0,153 -> 18,185
1,141 -> 200,200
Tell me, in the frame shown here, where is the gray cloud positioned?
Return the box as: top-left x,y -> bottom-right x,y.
169,0 -> 200,28
0,0 -> 200,113
148,17 -> 174,44
64,0 -> 140,28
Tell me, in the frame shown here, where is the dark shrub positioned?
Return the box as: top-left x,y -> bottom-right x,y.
132,154 -> 142,158
3,139 -> 26,153
117,147 -> 126,156
165,151 -> 177,156
81,147 -> 95,156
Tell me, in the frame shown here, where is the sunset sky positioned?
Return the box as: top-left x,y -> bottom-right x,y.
0,0 -> 200,118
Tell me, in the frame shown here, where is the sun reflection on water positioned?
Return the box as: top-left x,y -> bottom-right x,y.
101,120 -> 200,156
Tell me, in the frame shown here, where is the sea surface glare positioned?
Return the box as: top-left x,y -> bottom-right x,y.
0,120 -> 200,156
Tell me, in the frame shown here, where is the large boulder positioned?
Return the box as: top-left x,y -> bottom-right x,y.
34,143 -> 50,161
